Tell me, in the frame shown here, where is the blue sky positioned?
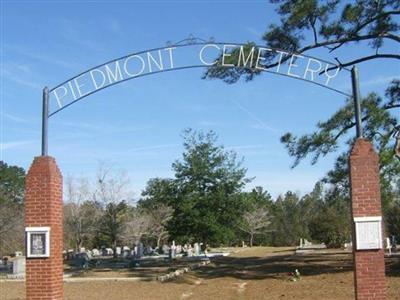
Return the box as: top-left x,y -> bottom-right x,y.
1,1 -> 399,199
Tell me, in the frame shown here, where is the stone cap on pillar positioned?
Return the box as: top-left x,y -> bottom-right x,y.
350,138 -> 378,158
27,156 -> 62,178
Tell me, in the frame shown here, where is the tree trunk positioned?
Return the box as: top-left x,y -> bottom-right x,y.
157,234 -> 162,248
75,237 -> 82,253
113,240 -> 117,258
250,233 -> 254,247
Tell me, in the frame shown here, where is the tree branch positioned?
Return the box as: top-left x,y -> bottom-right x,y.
355,10 -> 400,33
332,104 -> 398,142
324,54 -> 400,73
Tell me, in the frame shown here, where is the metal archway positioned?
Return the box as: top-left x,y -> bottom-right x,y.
41,36 -> 363,155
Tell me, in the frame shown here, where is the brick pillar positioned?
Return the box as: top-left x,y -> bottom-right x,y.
25,156 -> 63,300
349,139 -> 386,300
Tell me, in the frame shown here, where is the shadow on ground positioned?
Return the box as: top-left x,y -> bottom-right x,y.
190,249 -> 400,281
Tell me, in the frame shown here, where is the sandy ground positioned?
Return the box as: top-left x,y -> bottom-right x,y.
1,247 -> 399,300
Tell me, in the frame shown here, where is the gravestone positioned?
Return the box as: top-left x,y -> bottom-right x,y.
6,256 -> 26,279
162,244 -> 170,255
116,247 -> 122,256
71,252 -> 91,269
13,256 -> 25,275
138,243 -> 144,258
122,246 -> 130,258
386,238 -> 392,255
194,243 -> 200,256
187,244 -> 193,257
303,239 -> 312,247
144,245 -> 153,255
170,241 -> 176,259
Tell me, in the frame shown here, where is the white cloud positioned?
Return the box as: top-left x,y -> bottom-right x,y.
1,112 -> 29,123
230,99 -> 280,134
51,121 -> 155,138
0,140 -> 36,150
3,72 -> 42,89
4,44 -> 81,70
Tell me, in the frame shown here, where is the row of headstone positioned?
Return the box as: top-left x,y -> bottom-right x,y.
299,237 -> 398,253
63,240 -> 209,262
299,238 -> 313,248
298,238 -> 326,249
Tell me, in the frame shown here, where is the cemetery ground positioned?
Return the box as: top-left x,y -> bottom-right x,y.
1,246 -> 400,300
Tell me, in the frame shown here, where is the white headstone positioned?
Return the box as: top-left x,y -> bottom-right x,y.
170,241 -> 177,259
194,243 -> 200,256
138,243 -> 144,258
13,256 -> 26,274
386,237 -> 392,255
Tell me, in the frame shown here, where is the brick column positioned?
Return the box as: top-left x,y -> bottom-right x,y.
25,156 -> 63,300
349,139 -> 386,300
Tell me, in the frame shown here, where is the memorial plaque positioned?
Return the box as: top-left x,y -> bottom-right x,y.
31,233 -> 46,255
354,217 -> 382,250
26,227 -> 50,258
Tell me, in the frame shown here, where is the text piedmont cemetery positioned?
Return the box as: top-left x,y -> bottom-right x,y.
49,43 -> 347,115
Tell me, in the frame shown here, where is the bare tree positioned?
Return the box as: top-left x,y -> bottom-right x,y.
63,176 -> 100,251
147,204 -> 173,248
93,163 -> 133,255
122,209 -> 152,246
239,206 -> 272,247
94,162 -> 133,205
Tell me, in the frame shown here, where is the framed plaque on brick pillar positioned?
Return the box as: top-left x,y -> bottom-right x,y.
26,227 -> 51,258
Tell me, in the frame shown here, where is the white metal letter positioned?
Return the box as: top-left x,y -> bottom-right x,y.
303,58 -> 322,82
287,54 -> 304,78
324,64 -> 340,85
123,55 -> 146,77
52,86 -> 68,108
199,44 -> 220,66
238,46 -> 255,67
147,50 -> 164,72
105,61 -> 124,83
90,69 -> 106,90
222,44 -> 236,67
164,47 -> 176,68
